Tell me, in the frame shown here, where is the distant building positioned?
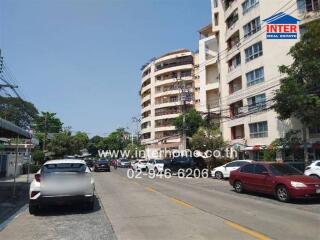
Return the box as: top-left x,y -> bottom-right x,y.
140,49 -> 200,157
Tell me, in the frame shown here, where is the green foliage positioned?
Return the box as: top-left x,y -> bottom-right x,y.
173,109 -> 204,137
72,131 -> 89,151
124,143 -> 145,159
273,21 -> 320,127
32,149 -> 45,165
0,96 -> 38,128
98,128 -> 130,151
87,135 -> 103,156
263,130 -> 301,161
32,111 -> 63,133
190,124 -> 226,152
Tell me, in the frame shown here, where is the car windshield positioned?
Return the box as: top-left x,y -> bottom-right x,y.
43,163 -> 86,173
121,159 -> 129,162
269,164 -> 302,176
141,161 -> 147,164
155,160 -> 164,164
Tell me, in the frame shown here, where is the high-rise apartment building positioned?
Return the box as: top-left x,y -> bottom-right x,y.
140,49 -> 200,156
197,0 -> 320,160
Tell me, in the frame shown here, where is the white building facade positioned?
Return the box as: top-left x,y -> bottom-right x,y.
140,49 -> 200,158
197,0 -> 320,160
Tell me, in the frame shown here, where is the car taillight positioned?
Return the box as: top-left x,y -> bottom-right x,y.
31,191 -> 40,198
35,173 -> 41,182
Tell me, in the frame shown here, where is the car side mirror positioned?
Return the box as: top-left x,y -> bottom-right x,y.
261,171 -> 269,176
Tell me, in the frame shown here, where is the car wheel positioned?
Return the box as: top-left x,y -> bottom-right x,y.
276,185 -> 290,202
215,171 -> 223,180
85,196 -> 94,211
310,174 -> 320,179
234,181 -> 243,193
29,202 -> 39,215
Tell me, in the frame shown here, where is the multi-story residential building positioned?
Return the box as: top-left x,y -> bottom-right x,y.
197,0 -> 320,160
140,49 -> 199,157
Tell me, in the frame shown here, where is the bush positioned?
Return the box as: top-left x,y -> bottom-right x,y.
22,163 -> 41,174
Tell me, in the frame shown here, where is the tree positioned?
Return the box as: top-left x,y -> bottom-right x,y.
0,96 -> 38,128
263,130 -> 301,161
32,149 -> 45,165
72,131 -> 89,152
190,124 -> 226,170
47,131 -> 73,158
173,109 -> 204,137
98,128 -> 130,151
87,135 -> 103,156
273,21 -> 320,163
124,143 -> 145,159
33,112 -> 63,133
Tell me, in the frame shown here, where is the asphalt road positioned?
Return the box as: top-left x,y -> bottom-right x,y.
1,169 -> 319,240
96,168 -> 320,240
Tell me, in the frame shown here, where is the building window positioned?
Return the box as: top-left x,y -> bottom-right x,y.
247,93 -> 266,112
242,0 -> 259,14
243,17 -> 261,38
249,121 -> 268,138
245,41 -> 263,62
228,53 -> 241,72
246,67 -> 264,86
226,10 -> 239,29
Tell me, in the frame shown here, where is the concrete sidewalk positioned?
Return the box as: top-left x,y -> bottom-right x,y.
0,174 -> 32,230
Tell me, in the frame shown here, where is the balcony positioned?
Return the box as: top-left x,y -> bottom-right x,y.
155,55 -> 193,72
298,0 -> 320,24
224,0 -> 238,21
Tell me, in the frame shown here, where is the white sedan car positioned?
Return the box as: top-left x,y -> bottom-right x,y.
132,160 -> 148,171
304,160 -> 320,178
146,159 -> 165,173
29,159 -> 95,214
211,160 -> 252,179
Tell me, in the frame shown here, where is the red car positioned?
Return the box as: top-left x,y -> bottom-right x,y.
229,162 -> 320,202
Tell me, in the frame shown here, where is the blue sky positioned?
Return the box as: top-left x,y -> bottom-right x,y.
0,0 -> 211,137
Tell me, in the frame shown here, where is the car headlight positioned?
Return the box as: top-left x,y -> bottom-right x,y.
290,181 -> 307,188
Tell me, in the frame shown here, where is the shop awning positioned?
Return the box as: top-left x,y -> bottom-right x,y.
0,117 -> 32,139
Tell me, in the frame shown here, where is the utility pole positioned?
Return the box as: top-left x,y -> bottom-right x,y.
176,76 -> 191,151
43,112 -> 48,151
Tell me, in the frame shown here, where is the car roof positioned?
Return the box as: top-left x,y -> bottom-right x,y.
44,159 -> 86,165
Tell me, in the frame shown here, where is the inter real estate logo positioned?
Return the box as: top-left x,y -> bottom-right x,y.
263,12 -> 300,39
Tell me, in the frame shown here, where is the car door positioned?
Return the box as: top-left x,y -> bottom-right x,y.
251,164 -> 274,194
239,164 -> 255,190
224,161 -> 240,177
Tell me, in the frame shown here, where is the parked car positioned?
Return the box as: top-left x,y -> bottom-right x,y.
94,159 -> 110,172
163,156 -> 206,174
146,159 -> 165,173
132,160 -> 148,171
211,160 -> 253,179
29,159 -> 95,214
85,159 -> 95,168
229,162 -> 320,202
304,160 -> 320,178
118,159 -> 131,168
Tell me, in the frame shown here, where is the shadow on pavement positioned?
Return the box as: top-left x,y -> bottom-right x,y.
230,189 -> 320,204
34,195 -> 101,216
0,182 -> 29,226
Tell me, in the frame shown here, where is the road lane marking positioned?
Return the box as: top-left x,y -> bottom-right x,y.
171,198 -> 193,209
224,220 -> 271,240
145,187 -> 157,193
